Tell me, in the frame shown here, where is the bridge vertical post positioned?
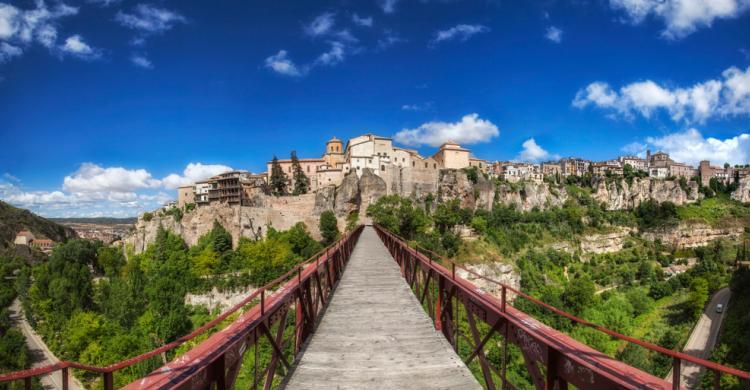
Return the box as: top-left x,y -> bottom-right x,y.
23,377 -> 30,390
672,357 -> 681,390
103,372 -> 114,390
435,275 -> 442,331
62,367 -> 69,390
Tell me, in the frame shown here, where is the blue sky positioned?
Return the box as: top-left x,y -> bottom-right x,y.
0,0 -> 749,217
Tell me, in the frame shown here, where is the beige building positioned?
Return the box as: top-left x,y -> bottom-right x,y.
14,231 -> 35,246
541,162 -> 562,177
468,157 -> 490,174
432,142 -> 470,170
177,185 -> 195,208
618,156 -> 648,172
591,160 -> 623,177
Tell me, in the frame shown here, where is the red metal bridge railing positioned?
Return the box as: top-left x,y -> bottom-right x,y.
373,224 -> 750,390
0,225 -> 364,390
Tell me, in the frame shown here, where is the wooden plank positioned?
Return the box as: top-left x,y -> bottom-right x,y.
284,227 -> 481,390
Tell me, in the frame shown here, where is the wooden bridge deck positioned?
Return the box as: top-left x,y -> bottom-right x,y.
284,226 -> 481,390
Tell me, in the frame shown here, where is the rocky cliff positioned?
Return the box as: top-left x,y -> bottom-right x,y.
592,177 -> 701,210
732,177 -> 750,203
642,223 -> 743,248
126,170 -> 712,253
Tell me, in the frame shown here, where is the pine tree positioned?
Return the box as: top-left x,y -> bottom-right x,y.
270,155 -> 288,196
291,151 -> 310,195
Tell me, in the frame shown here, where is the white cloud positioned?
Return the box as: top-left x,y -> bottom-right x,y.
545,26 -> 563,43
60,35 -> 100,59
130,53 -> 152,68
87,0 -> 122,6
379,0 -> 400,14
315,41 -> 345,66
116,4 -> 186,34
573,65 -> 750,123
0,42 -> 21,62
352,14 -> 373,27
0,1 -> 78,62
264,50 -> 306,77
628,129 -> 750,166
430,24 -> 489,46
62,163 -> 161,194
377,30 -> 404,50
516,138 -> 559,162
305,12 -> 336,37
609,0 -> 750,39
394,113 -> 499,147
0,162 -> 236,217
161,162 -> 233,189
401,101 -> 434,111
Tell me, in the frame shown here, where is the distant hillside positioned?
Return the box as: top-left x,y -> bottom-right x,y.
0,201 -> 77,248
50,217 -> 137,225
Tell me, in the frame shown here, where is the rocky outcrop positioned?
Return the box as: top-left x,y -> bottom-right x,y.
313,185 -> 336,214
456,263 -> 520,302
732,177 -> 750,203
335,171 -> 360,217
579,227 -> 634,254
494,182 -> 568,211
186,285 -> 256,312
642,223 -> 743,248
359,169 -> 387,220
592,178 -> 701,210
126,194 -> 321,254
438,170 -> 476,209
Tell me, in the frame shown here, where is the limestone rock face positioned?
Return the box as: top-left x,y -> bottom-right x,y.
592,178 -> 700,210
456,263 -> 520,303
495,182 -> 568,211
642,223 -> 743,248
579,227 -> 634,254
438,170 -> 476,209
474,174 -> 495,210
359,169 -> 387,218
314,185 -> 336,214
732,177 -> 750,203
335,171 -> 360,217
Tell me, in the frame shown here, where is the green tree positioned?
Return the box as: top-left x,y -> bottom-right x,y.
270,155 -> 288,196
319,210 -> 339,245
97,246 -> 125,277
366,195 -> 428,240
688,277 -> 709,319
563,277 -> 595,315
291,151 -> 310,195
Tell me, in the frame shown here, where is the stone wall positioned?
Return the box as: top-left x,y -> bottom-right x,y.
642,223 -> 743,248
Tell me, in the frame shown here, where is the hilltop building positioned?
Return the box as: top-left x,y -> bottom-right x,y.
13,231 -> 55,253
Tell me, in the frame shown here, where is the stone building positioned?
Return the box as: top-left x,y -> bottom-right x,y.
560,158 -> 591,176
177,185 -> 195,208
647,151 -> 695,180
618,156 -> 648,172
432,141 -> 470,170
591,160 -> 623,176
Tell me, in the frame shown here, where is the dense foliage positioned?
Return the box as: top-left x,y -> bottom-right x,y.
366,189 -> 747,387
319,210 -> 339,245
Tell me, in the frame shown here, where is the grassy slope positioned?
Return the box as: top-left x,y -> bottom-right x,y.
0,200 -> 77,248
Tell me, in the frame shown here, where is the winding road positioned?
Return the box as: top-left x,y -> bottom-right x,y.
665,287 -> 732,389
9,299 -> 85,390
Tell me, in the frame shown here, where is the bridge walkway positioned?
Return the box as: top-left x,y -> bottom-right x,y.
283,226 -> 481,390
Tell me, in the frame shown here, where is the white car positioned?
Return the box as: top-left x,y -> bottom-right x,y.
716,304 -> 724,313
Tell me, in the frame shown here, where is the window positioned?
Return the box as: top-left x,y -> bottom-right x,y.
307,166 -> 310,172
381,165 -> 385,171
433,163 -> 436,169
412,161 -> 415,167
425,162 -> 428,168
288,167 -> 291,172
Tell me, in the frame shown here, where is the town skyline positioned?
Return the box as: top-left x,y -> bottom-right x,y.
1,0 -> 749,217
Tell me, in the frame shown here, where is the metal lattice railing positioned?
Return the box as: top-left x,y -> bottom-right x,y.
0,225 -> 364,390
372,224 -> 750,390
